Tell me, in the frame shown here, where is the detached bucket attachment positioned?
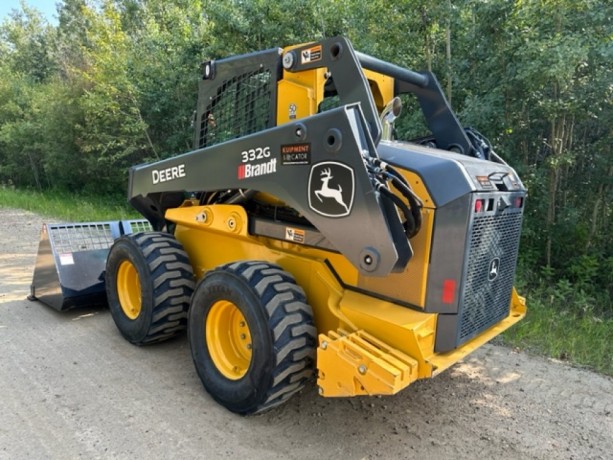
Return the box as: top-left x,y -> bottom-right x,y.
29,219 -> 151,311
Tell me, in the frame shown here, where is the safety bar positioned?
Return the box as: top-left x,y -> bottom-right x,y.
356,51 -> 429,88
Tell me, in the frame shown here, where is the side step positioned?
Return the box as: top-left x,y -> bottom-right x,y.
317,329 -> 419,397
29,219 -> 151,311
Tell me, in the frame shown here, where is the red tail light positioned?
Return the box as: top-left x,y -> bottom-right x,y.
442,279 -> 456,304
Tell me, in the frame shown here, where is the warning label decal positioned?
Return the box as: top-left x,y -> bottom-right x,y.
301,45 -> 322,64
285,227 -> 305,244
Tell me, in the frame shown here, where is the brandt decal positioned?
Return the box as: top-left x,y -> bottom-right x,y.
308,162 -> 355,218
238,158 -> 277,180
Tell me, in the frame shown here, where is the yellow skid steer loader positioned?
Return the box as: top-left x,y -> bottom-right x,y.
31,37 -> 526,415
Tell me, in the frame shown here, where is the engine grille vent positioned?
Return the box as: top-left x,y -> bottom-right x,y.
458,210 -> 523,344
198,69 -> 272,148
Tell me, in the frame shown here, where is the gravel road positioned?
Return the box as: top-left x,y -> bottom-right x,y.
0,208 -> 611,459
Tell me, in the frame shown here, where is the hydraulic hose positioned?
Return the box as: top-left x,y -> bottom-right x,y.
367,158 -> 423,238
378,185 -> 416,238
387,173 -> 422,236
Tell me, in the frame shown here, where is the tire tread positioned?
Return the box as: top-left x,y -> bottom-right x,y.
139,233 -> 194,344
108,232 -> 194,345
221,261 -> 316,414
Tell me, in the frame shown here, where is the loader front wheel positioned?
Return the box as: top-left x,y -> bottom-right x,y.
189,261 -> 316,415
105,232 -> 194,345
116,260 -> 141,320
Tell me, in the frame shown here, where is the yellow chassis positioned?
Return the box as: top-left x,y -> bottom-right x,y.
167,203 -> 526,398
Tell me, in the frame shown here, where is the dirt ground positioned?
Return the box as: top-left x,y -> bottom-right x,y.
0,207 -> 611,460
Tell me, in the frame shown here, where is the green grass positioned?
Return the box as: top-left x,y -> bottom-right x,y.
501,295 -> 612,376
2,187 -> 611,376
0,187 -> 140,221
501,266 -> 612,376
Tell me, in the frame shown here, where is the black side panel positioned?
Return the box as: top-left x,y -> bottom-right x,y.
129,105 -> 412,277
425,194 -> 472,314
377,141 -> 474,208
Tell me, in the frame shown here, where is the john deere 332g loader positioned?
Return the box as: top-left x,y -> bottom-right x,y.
31,37 -> 527,415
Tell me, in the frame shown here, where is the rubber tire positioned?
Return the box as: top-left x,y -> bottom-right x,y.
189,261 -> 317,415
105,232 -> 194,345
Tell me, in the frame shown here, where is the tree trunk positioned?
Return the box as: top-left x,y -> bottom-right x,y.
421,8 -> 432,71
27,151 -> 42,191
588,164 -> 613,248
445,1 -> 452,104
546,158 -> 558,268
545,92 -> 575,267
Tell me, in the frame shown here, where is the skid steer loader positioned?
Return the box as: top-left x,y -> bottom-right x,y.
31,37 -> 526,415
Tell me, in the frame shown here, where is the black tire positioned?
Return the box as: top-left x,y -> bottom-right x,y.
105,232 -> 194,345
189,261 -> 316,415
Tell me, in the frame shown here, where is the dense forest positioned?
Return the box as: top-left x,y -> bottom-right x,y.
0,0 -> 610,317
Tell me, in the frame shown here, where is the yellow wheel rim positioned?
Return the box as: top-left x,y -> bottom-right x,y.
117,260 -> 142,320
206,300 -> 252,380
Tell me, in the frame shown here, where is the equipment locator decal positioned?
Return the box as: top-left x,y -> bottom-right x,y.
281,143 -> 311,165
308,162 -> 355,218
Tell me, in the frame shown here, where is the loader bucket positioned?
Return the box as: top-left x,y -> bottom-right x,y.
29,219 -> 151,311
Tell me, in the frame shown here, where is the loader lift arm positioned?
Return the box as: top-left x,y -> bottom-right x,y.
128,105 -> 412,277
284,37 -> 474,156
128,37 -> 482,278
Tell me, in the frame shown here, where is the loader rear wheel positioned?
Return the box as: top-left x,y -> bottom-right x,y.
189,261 -> 316,415
105,232 -> 194,345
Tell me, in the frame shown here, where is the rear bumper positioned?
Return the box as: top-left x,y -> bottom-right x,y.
430,289 -> 526,376
316,289 -> 526,397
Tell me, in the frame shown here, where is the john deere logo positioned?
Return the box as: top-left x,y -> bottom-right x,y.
488,257 -> 500,281
308,162 -> 355,218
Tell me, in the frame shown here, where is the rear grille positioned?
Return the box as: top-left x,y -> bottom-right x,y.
458,209 -> 523,344
198,69 -> 272,148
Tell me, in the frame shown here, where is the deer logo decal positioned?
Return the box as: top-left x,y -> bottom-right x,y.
308,162 -> 354,217
488,257 -> 500,281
